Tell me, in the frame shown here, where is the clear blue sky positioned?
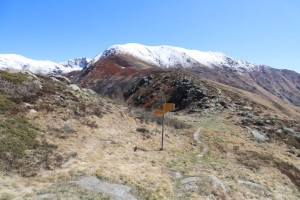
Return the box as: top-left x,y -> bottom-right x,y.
1,0 -> 300,73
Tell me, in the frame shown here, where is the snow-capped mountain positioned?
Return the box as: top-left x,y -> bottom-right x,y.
59,57 -> 91,70
78,43 -> 299,106
90,43 -> 261,72
0,54 -> 84,75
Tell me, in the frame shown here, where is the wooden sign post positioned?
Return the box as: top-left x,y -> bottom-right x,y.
155,103 -> 175,150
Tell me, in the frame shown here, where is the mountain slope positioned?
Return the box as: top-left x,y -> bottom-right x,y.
0,54 -> 84,75
1,69 -> 300,199
87,43 -> 300,105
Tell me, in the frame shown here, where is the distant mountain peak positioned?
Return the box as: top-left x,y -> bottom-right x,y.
0,54 -> 88,75
59,57 -> 91,69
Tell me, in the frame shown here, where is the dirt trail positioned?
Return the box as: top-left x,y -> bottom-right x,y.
193,127 -> 209,157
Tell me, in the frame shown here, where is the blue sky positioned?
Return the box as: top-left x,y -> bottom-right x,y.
0,0 -> 300,73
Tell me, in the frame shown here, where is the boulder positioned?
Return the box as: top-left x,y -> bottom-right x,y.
50,75 -> 71,84
69,84 -> 81,92
283,127 -> 300,137
250,130 -> 269,142
242,106 -> 253,111
82,88 -> 97,95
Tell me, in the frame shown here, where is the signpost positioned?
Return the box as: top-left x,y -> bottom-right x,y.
155,103 -> 175,150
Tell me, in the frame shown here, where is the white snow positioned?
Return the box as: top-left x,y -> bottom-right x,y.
0,54 -> 83,75
90,43 -> 261,72
59,57 -> 91,69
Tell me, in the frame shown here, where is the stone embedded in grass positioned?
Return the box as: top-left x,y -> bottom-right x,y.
71,176 -> 137,200
69,84 -> 81,92
250,130 -> 269,142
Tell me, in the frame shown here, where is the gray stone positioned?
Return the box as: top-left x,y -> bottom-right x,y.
22,102 -> 33,109
50,77 -> 60,82
181,177 -> 202,184
82,88 -> 97,95
72,176 -> 136,200
276,129 -> 283,133
29,109 -> 37,115
181,182 -> 198,191
188,109 -> 197,114
69,84 -> 81,92
283,127 -> 300,137
265,120 -> 273,125
34,193 -> 55,200
250,130 -> 269,142
238,180 -> 260,187
242,106 -> 253,111
51,75 -> 71,84
208,175 -> 226,192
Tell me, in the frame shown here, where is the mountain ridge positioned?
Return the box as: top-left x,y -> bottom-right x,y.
90,43 -> 264,72
0,54 -> 90,75
79,43 -> 300,106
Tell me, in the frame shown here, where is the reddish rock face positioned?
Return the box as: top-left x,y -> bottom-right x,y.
71,56 -> 168,99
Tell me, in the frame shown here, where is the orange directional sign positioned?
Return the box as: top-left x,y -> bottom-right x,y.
163,103 -> 175,111
155,109 -> 166,115
155,103 -> 175,115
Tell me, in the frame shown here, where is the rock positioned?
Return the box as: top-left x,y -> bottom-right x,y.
283,127 -> 300,137
241,118 -> 264,126
34,193 -> 55,200
208,175 -> 226,192
69,84 -> 81,92
82,88 -> 97,95
242,106 -> 253,111
188,109 -> 197,114
238,180 -> 260,187
50,77 -> 60,82
163,168 -> 181,178
50,75 -> 71,84
265,120 -> 273,125
181,177 -> 201,184
104,140 -> 117,144
29,109 -> 37,115
22,102 -> 33,109
72,176 -> 136,200
180,177 -> 202,191
181,181 -> 198,191
250,130 -> 269,142
276,129 -> 283,133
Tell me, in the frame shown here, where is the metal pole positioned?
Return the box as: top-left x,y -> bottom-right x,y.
161,114 -> 165,150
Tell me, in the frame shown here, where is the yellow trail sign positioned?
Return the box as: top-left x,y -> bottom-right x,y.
155,109 -> 166,115
163,103 -> 175,111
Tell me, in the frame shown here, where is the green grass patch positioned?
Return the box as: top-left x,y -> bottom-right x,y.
201,117 -> 217,129
0,116 -> 39,158
0,70 -> 29,83
0,94 -> 13,112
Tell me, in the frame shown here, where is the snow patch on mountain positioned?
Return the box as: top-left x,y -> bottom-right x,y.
0,54 -> 83,75
90,43 -> 261,71
59,57 -> 91,69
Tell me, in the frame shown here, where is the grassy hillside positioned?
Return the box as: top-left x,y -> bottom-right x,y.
0,70 -> 299,199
